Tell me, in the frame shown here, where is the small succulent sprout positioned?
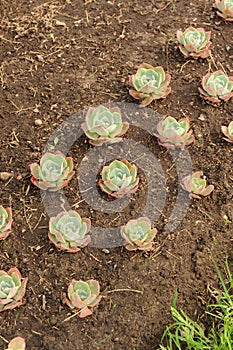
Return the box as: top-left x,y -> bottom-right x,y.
65,279 -> 102,318
176,27 -> 211,59
82,105 -> 129,146
129,63 -> 171,107
198,70 -> 233,103
0,206 -> 12,241
154,116 -> 194,149
121,217 -> 157,251
0,267 -> 28,312
215,0 -> 233,21
181,171 -> 214,199
48,210 -> 91,253
30,151 -> 75,191
7,337 -> 26,350
98,159 -> 139,198
222,121 -> 233,143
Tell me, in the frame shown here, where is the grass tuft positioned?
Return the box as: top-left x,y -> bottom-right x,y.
158,259 -> 233,349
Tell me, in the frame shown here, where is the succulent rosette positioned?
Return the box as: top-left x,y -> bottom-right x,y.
154,116 -> 194,149
0,267 -> 28,312
221,121 -> 233,143
129,63 -> 171,107
121,217 -> 157,251
215,0 -> 233,21
98,159 -> 139,198
30,151 -> 75,191
0,206 -> 12,241
198,70 -> 233,103
48,210 -> 91,253
181,171 -> 214,199
82,105 -> 129,146
65,279 -> 102,318
177,27 -> 211,59
7,337 -> 26,350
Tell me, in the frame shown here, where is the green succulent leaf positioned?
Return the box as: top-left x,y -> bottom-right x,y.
0,208 -> 7,230
222,121 -> 233,143
185,30 -> 203,47
7,337 -> 26,350
0,206 -> 9,231
74,281 -> 92,300
0,206 -> 12,240
134,68 -> 165,92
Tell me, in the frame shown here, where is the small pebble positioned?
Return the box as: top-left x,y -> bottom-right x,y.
37,55 -> 44,62
102,249 -> 110,254
198,113 -> 206,121
35,119 -> 43,126
0,172 -> 13,181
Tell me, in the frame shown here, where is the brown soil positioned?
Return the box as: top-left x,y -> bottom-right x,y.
0,0 -> 233,349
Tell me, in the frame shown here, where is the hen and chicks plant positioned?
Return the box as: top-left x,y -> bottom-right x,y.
65,279 -> 102,318
199,70 -> 233,103
30,151 -> 74,191
0,267 -> 28,312
181,171 -> 214,199
82,105 -> 129,146
121,217 -> 157,251
177,27 -> 211,59
129,63 -> 171,107
154,116 -> 194,149
48,211 -> 91,253
215,0 -> 233,21
98,159 -> 139,198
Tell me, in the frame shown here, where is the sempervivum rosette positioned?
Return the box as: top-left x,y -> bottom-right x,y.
98,159 -> 139,198
129,63 -> 171,107
181,171 -> 214,199
48,210 -> 91,253
121,217 -> 157,251
198,70 -> 233,103
177,27 -> 211,59
0,267 -> 28,312
154,116 -> 194,149
215,0 -> 233,21
30,151 -> 74,191
65,279 -> 102,318
82,105 -> 129,146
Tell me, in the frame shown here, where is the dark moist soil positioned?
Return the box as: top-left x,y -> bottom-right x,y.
0,0 -> 233,349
